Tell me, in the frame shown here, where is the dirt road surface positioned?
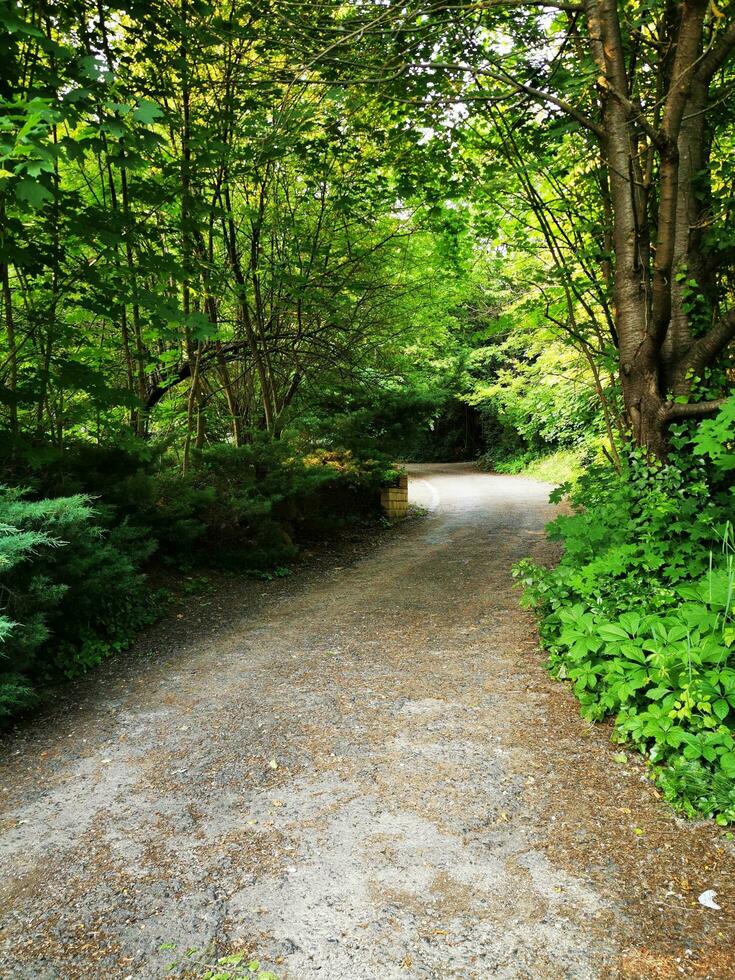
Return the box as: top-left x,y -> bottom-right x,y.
2,463 -> 735,979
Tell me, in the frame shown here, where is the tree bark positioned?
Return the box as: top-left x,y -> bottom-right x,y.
1,258 -> 18,435
580,0 -> 735,456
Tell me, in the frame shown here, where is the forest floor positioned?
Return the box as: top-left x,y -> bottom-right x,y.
2,463 -> 735,980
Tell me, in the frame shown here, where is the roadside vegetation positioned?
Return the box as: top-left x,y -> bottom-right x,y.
2,0 -> 735,826
163,945 -> 278,980
517,409 -> 735,822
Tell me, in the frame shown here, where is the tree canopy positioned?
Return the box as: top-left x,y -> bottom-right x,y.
2,0 -> 734,458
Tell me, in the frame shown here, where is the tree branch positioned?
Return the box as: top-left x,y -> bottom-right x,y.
696,18 -> 735,84
407,61 -> 606,138
662,397 -> 728,421
600,80 -> 664,149
683,307 -> 735,377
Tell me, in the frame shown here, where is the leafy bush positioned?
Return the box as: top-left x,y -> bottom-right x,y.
692,396 -> 735,476
472,332 -> 606,471
516,429 -> 735,822
297,385 -> 480,462
480,446 -> 584,485
3,433 -> 396,571
0,434 -> 396,722
0,485 -> 156,722
180,440 -> 394,569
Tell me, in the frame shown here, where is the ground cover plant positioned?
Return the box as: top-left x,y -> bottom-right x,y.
162,944 -> 278,980
516,401 -> 735,822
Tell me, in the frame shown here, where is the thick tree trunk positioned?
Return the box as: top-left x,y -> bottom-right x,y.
620,360 -> 669,458
581,0 -> 735,457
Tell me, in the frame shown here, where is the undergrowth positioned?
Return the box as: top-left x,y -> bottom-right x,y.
0,485 -> 157,721
499,448 -> 585,485
515,402 -> 735,823
478,443 -> 587,486
0,438 -> 397,724
162,945 -> 278,979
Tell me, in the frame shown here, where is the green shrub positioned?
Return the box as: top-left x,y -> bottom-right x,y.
181,439 -> 394,570
9,433 -> 396,570
297,385 -> 469,461
516,428 -> 735,823
0,433 -> 396,722
0,485 -> 156,722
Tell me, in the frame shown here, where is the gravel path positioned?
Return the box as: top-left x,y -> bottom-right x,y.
2,463 -> 735,979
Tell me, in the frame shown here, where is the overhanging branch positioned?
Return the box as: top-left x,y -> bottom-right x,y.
662,397 -> 728,421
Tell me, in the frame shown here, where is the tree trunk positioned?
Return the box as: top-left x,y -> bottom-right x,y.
581,0 -> 735,457
1,258 -> 18,435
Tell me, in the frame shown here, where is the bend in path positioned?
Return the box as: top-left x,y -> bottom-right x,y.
1,463 -> 735,979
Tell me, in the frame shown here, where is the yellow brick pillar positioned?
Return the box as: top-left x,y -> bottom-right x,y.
380,473 -> 408,519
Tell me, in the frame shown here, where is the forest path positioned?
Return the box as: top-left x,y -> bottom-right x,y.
2,463 -> 735,979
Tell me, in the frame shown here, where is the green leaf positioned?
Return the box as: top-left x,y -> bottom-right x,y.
713,699 -> 730,721
665,728 -> 687,748
620,641 -> 646,665
598,622 -> 629,641
133,99 -> 164,125
618,612 -> 641,636
15,177 -> 52,207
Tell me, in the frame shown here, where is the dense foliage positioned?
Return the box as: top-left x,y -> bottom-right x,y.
517,401 -> 735,821
0,484 -> 154,718
0,0 -> 467,719
0,437 -> 400,717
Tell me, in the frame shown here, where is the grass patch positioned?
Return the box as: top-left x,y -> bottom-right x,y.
487,447 -> 584,486
518,449 -> 584,485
